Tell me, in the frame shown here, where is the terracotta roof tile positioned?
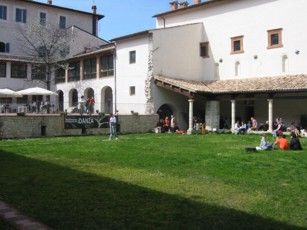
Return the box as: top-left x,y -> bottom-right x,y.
154,75 -> 307,94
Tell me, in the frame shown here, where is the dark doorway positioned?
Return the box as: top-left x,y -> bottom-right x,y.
245,105 -> 254,122
157,104 -> 173,119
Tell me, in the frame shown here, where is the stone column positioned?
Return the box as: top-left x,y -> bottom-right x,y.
268,99 -> 273,132
80,59 -> 84,81
65,67 -> 68,83
6,62 -> 11,79
205,100 -> 220,131
187,98 -> 194,135
231,99 -> 236,132
27,63 -> 31,80
96,56 -> 100,79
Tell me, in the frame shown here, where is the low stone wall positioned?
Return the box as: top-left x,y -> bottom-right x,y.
0,114 -> 158,139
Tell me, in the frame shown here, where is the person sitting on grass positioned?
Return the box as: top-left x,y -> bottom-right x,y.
256,133 -> 273,151
273,132 -> 289,150
290,132 -> 303,150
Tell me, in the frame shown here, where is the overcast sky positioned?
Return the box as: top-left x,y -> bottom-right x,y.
35,0 -> 173,40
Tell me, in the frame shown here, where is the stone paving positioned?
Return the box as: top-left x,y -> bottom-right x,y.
0,201 -> 51,230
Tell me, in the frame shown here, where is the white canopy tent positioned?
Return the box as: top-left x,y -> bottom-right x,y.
0,88 -> 22,113
0,88 -> 22,97
17,87 -> 58,96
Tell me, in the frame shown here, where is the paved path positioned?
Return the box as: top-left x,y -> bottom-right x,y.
0,201 -> 51,230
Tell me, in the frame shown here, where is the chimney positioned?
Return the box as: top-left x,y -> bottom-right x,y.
47,0 -> 52,5
169,1 -> 178,11
194,0 -> 201,4
178,1 -> 189,9
91,5 -> 98,36
92,5 -> 97,14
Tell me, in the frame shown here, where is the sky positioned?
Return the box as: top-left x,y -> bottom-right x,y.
35,0 -> 173,41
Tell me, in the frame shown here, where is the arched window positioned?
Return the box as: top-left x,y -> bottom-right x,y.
69,89 -> 78,107
282,55 -> 288,73
235,61 -> 240,76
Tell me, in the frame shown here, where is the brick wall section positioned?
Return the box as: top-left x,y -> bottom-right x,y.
0,114 -> 158,139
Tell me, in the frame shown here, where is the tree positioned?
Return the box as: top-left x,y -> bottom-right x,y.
16,21 -> 74,90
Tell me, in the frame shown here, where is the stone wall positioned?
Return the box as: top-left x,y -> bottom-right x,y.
0,114 -> 158,139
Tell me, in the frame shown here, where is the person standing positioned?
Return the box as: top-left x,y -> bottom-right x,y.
164,116 -> 170,132
109,113 -> 118,140
170,115 -> 175,132
79,96 -> 86,115
89,96 -> 95,115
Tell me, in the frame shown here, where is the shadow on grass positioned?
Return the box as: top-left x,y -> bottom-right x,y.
0,151 -> 303,230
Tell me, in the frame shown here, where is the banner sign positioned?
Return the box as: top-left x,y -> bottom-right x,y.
64,115 -> 110,129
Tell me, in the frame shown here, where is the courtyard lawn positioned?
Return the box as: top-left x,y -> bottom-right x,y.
0,134 -> 306,229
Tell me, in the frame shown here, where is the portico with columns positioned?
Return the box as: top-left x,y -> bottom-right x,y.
154,75 -> 307,134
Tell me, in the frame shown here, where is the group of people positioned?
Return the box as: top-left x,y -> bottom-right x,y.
234,117 -> 259,134
155,115 -> 186,134
79,96 -> 95,115
156,115 -> 177,133
234,116 -> 303,136
255,131 -> 303,151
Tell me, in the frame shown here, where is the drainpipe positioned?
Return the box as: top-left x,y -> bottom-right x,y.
113,42 -> 117,113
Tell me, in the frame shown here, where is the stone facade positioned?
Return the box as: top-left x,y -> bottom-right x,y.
0,114 -> 158,139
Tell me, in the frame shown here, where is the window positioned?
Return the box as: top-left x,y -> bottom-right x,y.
0,42 -> 5,52
68,61 -> 80,82
32,65 -> 45,80
0,42 -> 9,53
70,89 -> 78,107
268,28 -> 283,49
101,54 -> 114,77
11,63 -> 27,78
129,86 -> 135,96
231,36 -> 244,54
59,16 -> 66,29
55,67 -> 65,83
200,42 -> 209,58
40,12 -> 46,26
16,8 -> 27,23
0,62 -> 6,78
83,58 -> 96,79
129,50 -> 136,64
0,5 -> 7,20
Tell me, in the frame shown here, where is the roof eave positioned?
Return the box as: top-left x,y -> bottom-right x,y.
153,0 -> 225,18
111,30 -> 150,42
18,0 -> 104,20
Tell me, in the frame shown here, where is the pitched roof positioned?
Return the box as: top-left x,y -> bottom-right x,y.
153,0 -> 226,18
111,30 -> 150,42
18,0 -> 104,20
154,75 -> 307,94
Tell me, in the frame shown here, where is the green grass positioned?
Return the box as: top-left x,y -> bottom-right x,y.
0,134 -> 306,229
